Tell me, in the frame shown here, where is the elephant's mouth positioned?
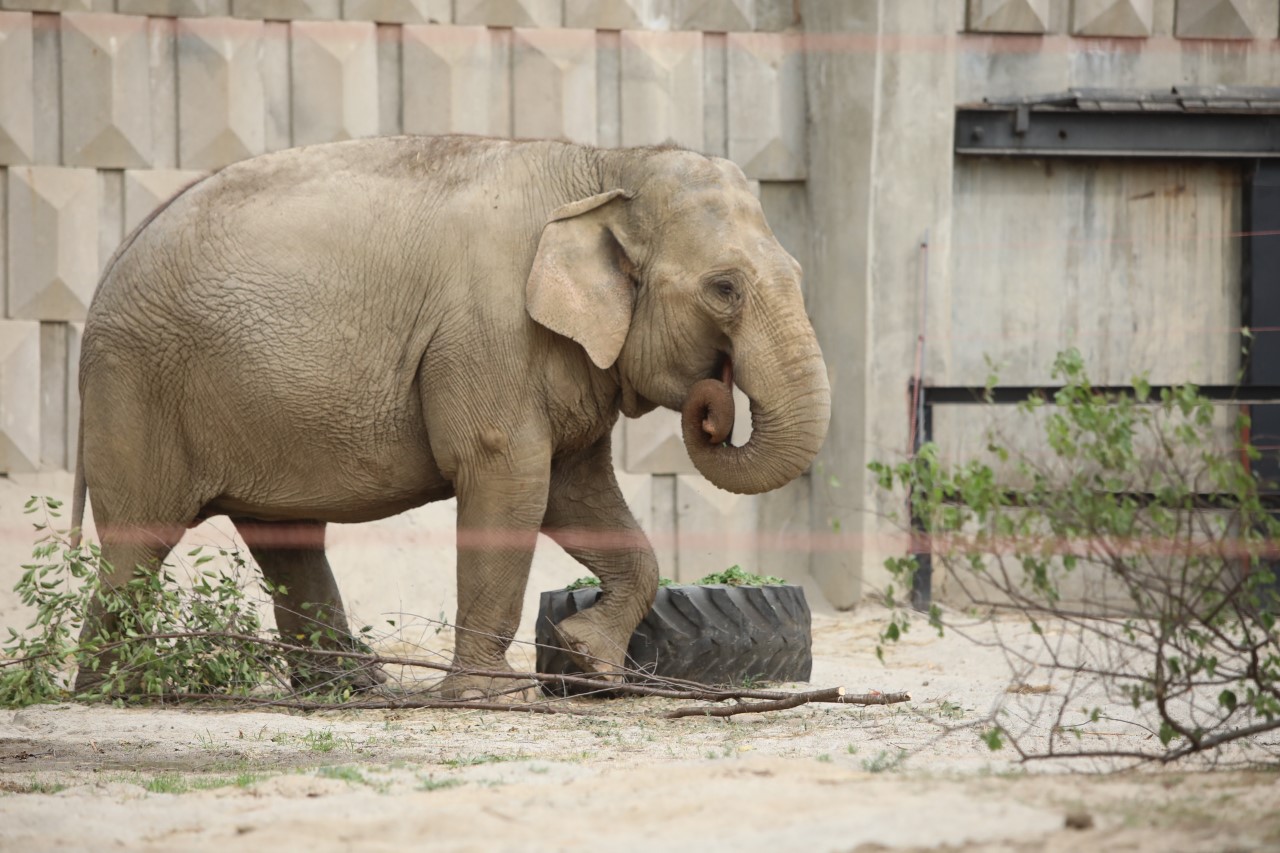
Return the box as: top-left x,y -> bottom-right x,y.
683,355 -> 736,446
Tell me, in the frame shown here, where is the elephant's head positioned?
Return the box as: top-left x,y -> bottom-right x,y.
527,148 -> 830,495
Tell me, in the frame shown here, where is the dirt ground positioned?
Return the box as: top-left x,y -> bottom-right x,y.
2,608 -> 1279,853
3,473 -> 1280,851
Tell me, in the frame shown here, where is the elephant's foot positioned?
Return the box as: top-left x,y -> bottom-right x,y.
552,611 -> 632,685
437,666 -> 539,703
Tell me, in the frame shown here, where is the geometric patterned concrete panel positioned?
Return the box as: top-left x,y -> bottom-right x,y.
403,24 -> 511,137
65,321 -> 82,470
455,0 -> 560,27
123,169 -> 206,235
117,0 -> 216,16
726,33 -> 806,180
0,319 -> 40,473
0,12 -> 33,165
512,28 -> 596,145
232,0 -> 339,19
61,13 -> 152,168
675,473 -> 758,582
564,0 -> 669,30
0,0 -> 110,12
1175,0 -> 1271,38
39,320 -> 67,469
177,17 -> 266,169
672,0 -> 754,31
6,166 -> 98,321
623,408 -> 698,476
622,386 -> 751,475
967,0 -> 1052,33
290,21 -> 379,146
619,30 -> 703,149
343,0 -> 449,24
1071,0 -> 1154,36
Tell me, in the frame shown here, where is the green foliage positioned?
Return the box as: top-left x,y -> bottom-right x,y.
0,498 -> 360,706
693,565 -> 786,586
870,350 -> 1280,761
565,575 -> 679,590
565,566 -> 784,591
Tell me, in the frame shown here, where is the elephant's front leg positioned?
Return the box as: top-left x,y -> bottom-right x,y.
541,434 -> 659,681
439,452 -> 550,701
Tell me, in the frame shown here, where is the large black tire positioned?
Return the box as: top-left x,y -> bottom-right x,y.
536,584 -> 812,692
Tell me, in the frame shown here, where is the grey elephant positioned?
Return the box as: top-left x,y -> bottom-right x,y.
70,136 -> 831,698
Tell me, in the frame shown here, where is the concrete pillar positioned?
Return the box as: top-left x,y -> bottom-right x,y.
800,0 -> 960,607
860,1 -> 960,599
800,2 -> 879,608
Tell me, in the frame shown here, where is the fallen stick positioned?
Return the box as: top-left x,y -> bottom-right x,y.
665,688 -> 912,719
74,630 -> 911,719
173,693 -> 601,716
96,630 -> 893,704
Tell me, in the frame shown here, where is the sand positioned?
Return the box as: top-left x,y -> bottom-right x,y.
3,473 -> 1279,851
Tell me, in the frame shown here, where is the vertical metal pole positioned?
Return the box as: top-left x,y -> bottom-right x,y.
910,235 -> 932,612
909,379 -> 933,612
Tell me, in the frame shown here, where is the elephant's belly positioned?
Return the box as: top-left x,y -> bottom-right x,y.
205,483 -> 456,524
201,436 -> 456,524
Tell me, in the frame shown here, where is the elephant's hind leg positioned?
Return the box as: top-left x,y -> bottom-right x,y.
233,519 -> 385,692
73,488 -> 203,695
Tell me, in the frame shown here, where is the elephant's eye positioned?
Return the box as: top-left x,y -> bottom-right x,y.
712,280 -> 736,299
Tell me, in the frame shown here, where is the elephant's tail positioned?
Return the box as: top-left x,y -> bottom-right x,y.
70,419 -> 85,550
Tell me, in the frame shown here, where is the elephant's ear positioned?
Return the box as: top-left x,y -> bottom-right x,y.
527,189 -> 635,370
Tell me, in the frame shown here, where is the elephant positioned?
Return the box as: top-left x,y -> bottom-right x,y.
69,135 -> 831,698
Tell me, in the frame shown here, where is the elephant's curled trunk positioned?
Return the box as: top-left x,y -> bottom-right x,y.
681,342 -> 831,496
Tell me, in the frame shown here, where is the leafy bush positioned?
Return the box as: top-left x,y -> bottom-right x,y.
871,350 -> 1280,763
564,565 -> 785,591
0,498 -> 325,706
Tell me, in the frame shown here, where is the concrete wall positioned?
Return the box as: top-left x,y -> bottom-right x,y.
803,0 -> 1277,607
0,0 -> 821,604
1,0 -> 1277,610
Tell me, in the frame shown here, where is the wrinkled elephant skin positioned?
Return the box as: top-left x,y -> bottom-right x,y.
72,137 -> 831,698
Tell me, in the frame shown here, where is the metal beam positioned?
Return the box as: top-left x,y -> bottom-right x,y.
956,108 -> 1280,159
921,385 -> 1280,405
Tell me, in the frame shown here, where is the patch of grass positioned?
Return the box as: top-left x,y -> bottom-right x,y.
442,753 -> 514,768
817,754 -> 831,763
316,766 -> 366,785
301,729 -> 353,753
846,743 -> 859,755
195,730 -> 221,751
0,779 -> 67,795
417,776 -> 463,792
145,773 -> 189,794
861,749 -> 908,774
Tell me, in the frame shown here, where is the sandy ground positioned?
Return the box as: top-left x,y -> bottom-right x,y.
3,474 -> 1280,851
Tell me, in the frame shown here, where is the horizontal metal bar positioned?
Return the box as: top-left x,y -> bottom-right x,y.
921,385 -> 1280,405
937,491 -> 1280,510
956,108 -> 1280,159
